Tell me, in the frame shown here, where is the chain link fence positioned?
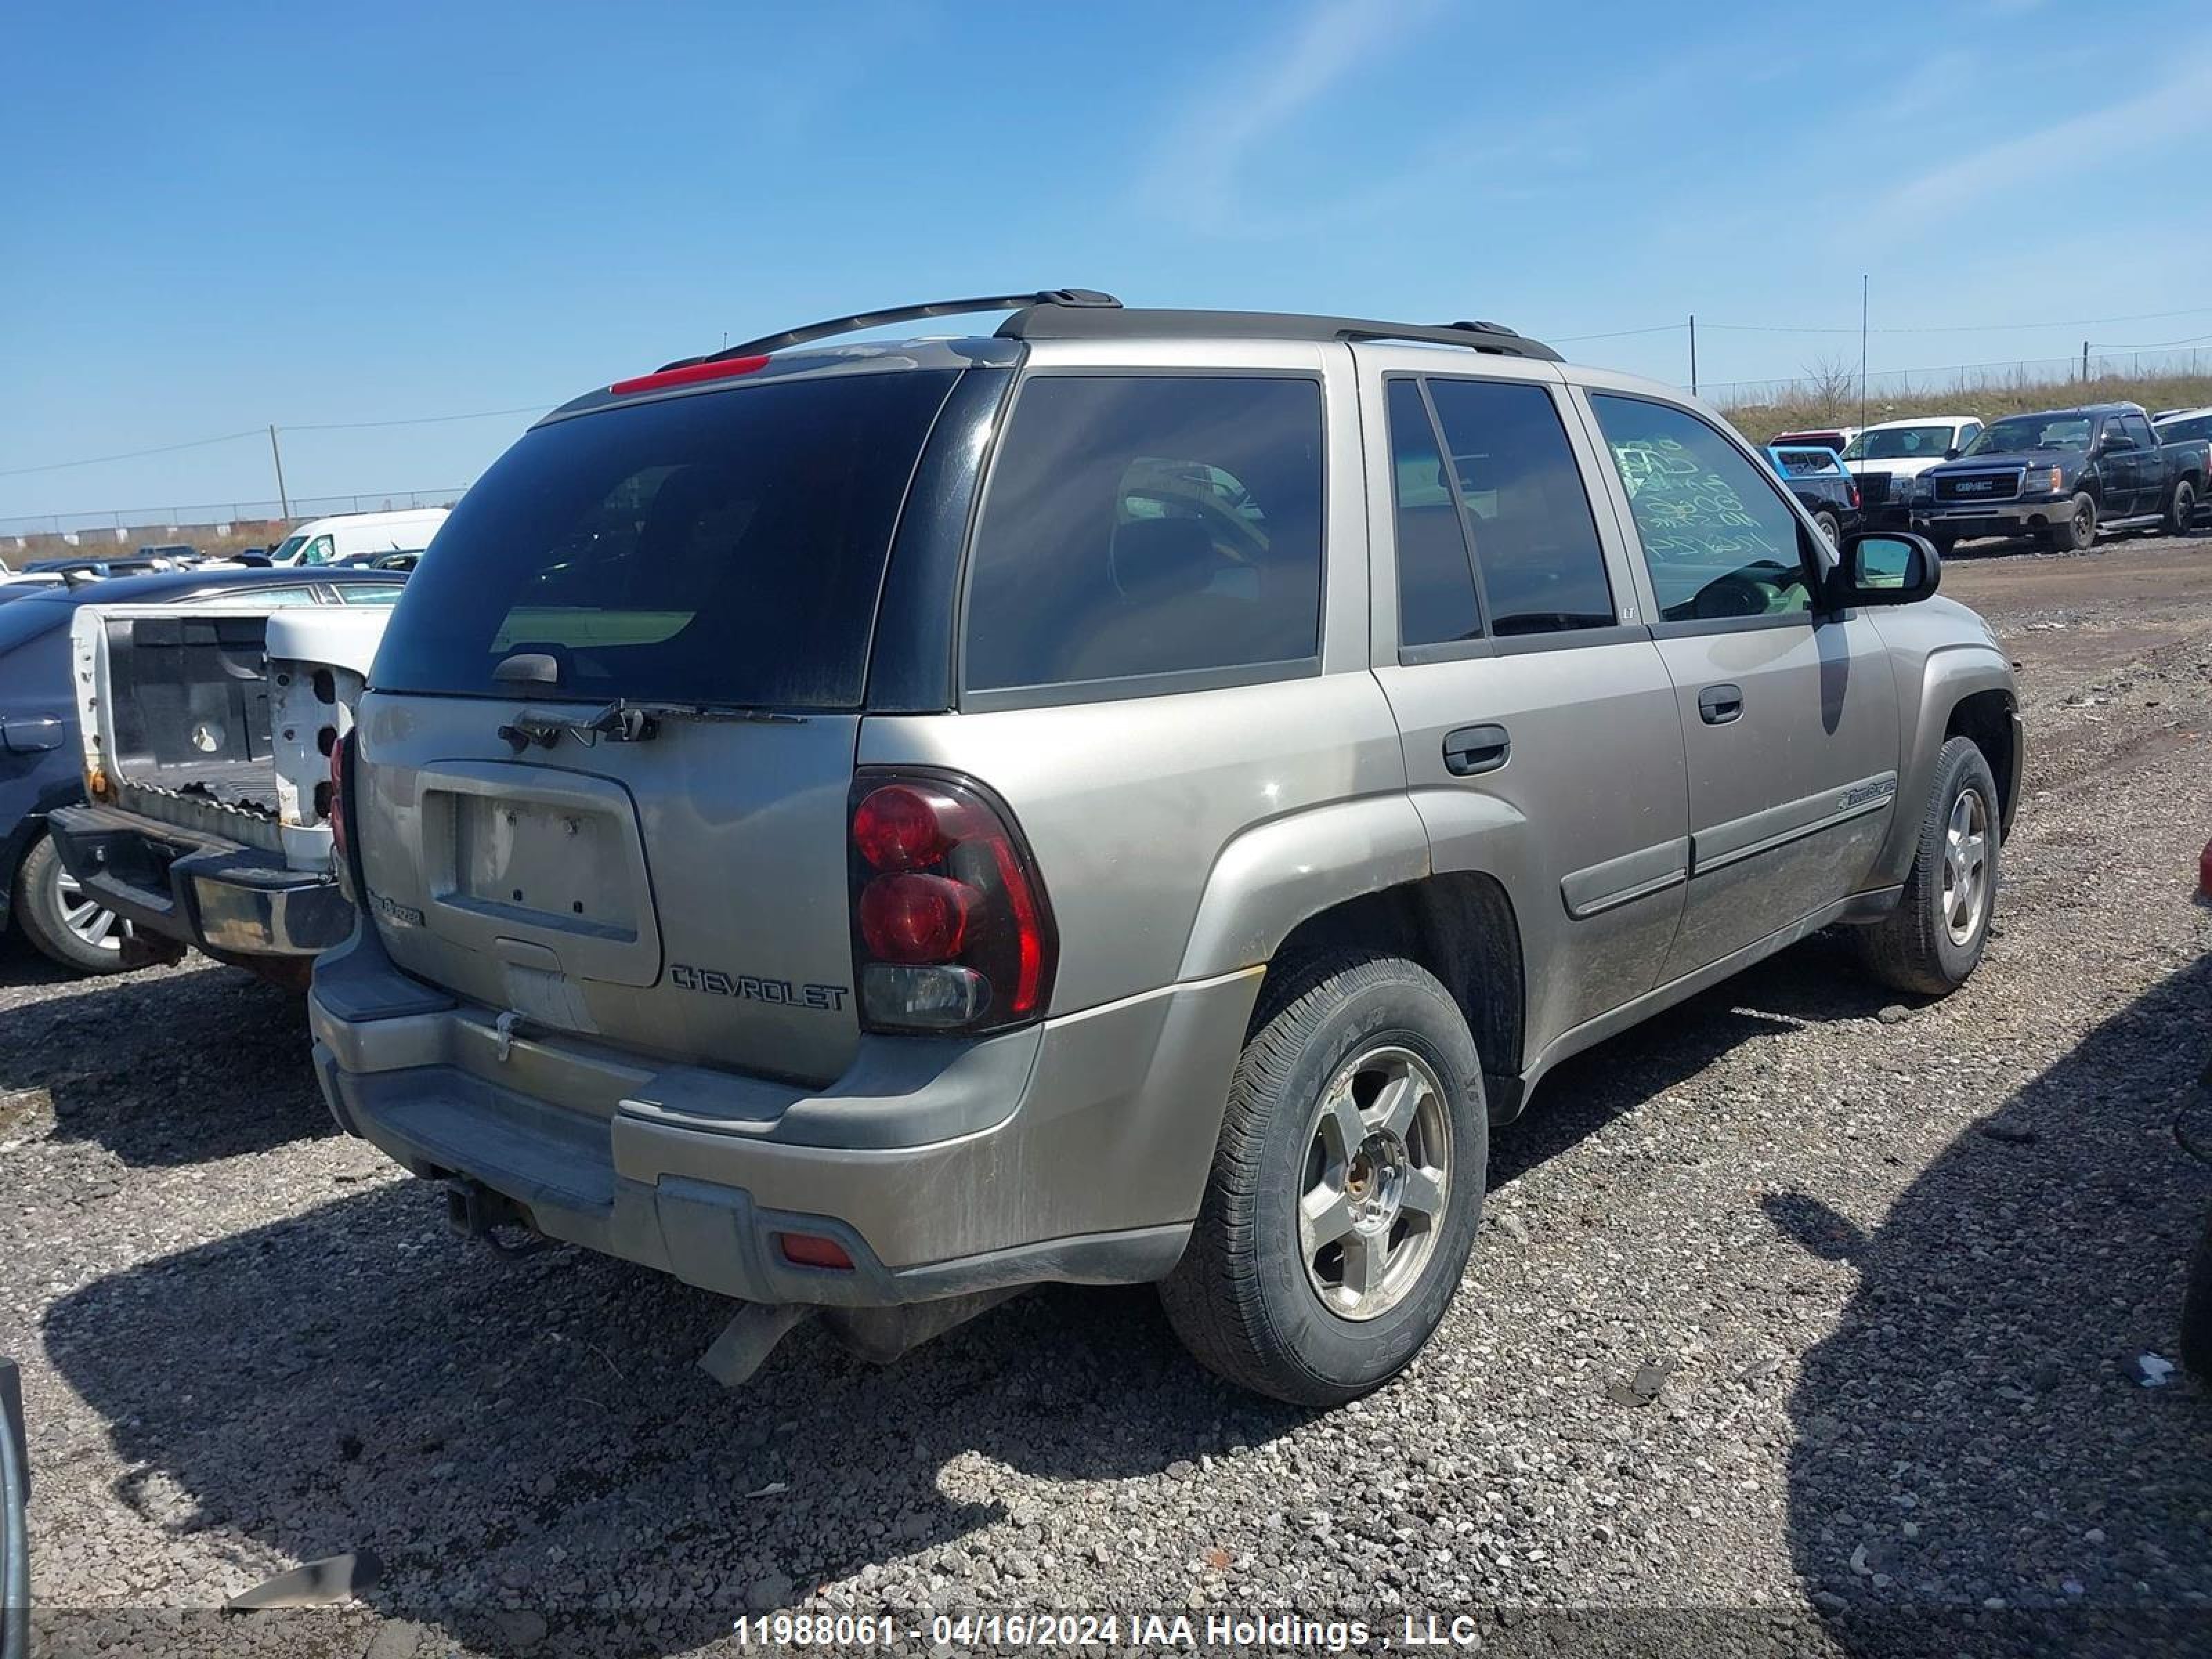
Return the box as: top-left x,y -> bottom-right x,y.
3,487 -> 462,546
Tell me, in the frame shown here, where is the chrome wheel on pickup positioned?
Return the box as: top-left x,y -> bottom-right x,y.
12,833 -> 130,975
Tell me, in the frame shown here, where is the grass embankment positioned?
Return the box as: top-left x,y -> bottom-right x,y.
1721,372 -> 2212,445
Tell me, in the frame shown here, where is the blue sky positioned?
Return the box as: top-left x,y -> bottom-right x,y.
6,0 -> 2211,523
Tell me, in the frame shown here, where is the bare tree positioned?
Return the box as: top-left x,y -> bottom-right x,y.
1799,355 -> 1859,422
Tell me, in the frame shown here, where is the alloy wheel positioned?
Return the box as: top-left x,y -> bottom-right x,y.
1298,1044 -> 1452,1321
53,867 -> 125,954
1941,787 -> 1990,947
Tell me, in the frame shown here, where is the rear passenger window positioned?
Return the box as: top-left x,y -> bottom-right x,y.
1425,379 -> 1615,636
1386,379 -> 1481,647
964,376 -> 1324,692
1590,394 -> 1815,624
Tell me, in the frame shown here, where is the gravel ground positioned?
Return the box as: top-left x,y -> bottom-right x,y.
5,532 -> 2212,1658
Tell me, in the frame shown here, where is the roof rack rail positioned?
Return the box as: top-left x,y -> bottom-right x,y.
997,303 -> 1559,361
663,290 -> 1121,371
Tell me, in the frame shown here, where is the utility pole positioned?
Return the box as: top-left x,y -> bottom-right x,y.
268,425 -> 291,519
1688,314 -> 1698,396
2081,339 -> 2090,383
1858,274 -> 1869,432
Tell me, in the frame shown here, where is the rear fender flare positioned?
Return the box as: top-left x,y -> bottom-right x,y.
1174,794 -> 1435,984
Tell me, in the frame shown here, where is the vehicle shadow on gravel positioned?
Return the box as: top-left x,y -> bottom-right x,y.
0,959 -> 333,1166
43,1175 -> 1298,1655
1494,930 -> 1900,1187
36,926 -> 1951,1656
1776,954 -> 2212,1653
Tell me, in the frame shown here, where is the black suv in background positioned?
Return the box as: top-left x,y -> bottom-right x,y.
1910,402 -> 2209,552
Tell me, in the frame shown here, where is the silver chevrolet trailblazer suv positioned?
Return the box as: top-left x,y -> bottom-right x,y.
310,291 -> 2022,1405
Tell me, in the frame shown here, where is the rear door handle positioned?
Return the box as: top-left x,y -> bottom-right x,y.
1443,724 -> 1510,776
1697,683 -> 1744,725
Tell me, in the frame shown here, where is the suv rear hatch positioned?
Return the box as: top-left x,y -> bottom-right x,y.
352,360 -> 971,1087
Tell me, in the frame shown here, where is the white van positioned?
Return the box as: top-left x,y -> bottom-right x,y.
268,507 -> 449,568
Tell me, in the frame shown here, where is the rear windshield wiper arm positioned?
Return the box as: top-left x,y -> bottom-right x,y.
498,697 -> 806,752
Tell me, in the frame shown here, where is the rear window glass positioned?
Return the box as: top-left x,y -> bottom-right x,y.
1770,448 -> 1840,477
963,375 -> 1324,692
371,370 -> 958,706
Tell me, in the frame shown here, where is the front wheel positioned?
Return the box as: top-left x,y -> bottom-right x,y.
1851,736 -> 1999,997
1160,952 -> 1487,1405
2047,492 -> 2098,552
2166,478 -> 2198,537
1926,529 -> 1958,558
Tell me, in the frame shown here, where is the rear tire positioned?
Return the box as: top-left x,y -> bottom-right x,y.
1160,952 -> 1487,1406
1851,736 -> 1998,997
12,832 -> 130,975
2166,478 -> 2197,537
1813,510 -> 1841,547
2047,492 -> 2097,552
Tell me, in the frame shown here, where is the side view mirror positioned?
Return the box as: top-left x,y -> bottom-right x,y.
2099,431 -> 2134,453
1829,532 -> 1941,608
1943,447 -> 1961,460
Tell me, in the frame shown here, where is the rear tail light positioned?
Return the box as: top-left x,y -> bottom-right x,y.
848,774 -> 1055,1033
1848,482 -> 1861,510
329,731 -> 354,899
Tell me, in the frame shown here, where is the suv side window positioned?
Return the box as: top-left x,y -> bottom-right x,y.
964,375 -> 1324,693
1426,378 -> 1615,636
1957,421 -> 1983,451
1385,378 -> 1481,648
1589,394 -> 1816,624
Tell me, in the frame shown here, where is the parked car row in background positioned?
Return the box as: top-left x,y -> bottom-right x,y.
1908,402 -> 2209,553
1,505 -> 447,588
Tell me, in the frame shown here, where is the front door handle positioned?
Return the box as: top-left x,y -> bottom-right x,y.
1443,723 -> 1510,776
1697,683 -> 1744,725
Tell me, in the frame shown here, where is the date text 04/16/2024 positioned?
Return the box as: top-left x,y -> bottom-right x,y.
731,1611 -> 1498,1650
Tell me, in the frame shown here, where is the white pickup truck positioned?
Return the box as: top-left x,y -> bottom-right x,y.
48,603 -> 391,986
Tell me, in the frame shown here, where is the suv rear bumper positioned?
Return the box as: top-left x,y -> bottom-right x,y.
308,929 -> 1259,1307
48,801 -> 352,959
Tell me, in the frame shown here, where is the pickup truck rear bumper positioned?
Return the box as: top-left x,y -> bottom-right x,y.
48,801 -> 353,959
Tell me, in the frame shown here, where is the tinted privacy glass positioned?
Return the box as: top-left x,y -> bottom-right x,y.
1426,378 -> 1613,635
1387,378 -> 1481,647
1591,395 -> 1815,623
372,371 -> 957,706
964,375 -> 1324,691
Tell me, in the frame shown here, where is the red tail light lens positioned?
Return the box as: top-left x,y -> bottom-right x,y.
849,774 -> 1055,1033
852,785 -> 950,872
859,873 -> 973,962
1848,483 -> 1861,510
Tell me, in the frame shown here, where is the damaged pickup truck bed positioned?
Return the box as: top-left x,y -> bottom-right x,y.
51,595 -> 397,986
